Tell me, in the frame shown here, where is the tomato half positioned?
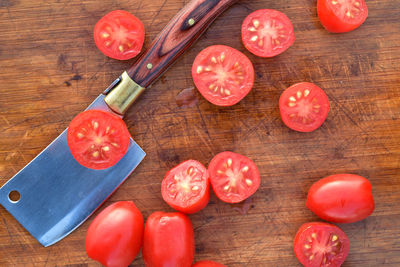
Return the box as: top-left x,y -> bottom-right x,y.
162,160 -> 210,214
279,82 -> 329,132
192,45 -> 254,106
85,201 -> 144,267
306,174 -> 375,223
67,110 -> 130,169
208,151 -> 260,203
241,9 -> 295,57
317,0 -> 368,33
142,212 -> 195,267
94,10 -> 145,60
192,260 -> 227,267
294,222 -> 349,267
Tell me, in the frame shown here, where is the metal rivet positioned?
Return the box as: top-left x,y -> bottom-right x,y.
146,63 -> 153,70
188,18 -> 195,26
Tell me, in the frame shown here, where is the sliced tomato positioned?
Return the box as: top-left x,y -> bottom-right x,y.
317,0 -> 368,33
94,10 -> 145,60
67,110 -> 130,169
294,222 -> 350,267
161,160 -> 210,214
241,9 -> 295,58
192,45 -> 254,106
279,82 -> 329,132
208,151 -> 260,203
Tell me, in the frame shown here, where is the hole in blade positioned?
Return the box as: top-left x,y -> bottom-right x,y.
8,190 -> 20,203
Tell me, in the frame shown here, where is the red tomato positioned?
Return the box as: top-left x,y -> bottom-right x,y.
208,151 -> 260,203
162,160 -> 210,214
306,174 -> 375,223
142,212 -> 195,267
241,9 -> 295,57
85,201 -> 144,267
192,260 -> 227,267
94,10 -> 145,60
67,110 -> 130,169
294,222 -> 349,267
192,45 -> 254,106
279,82 -> 329,132
317,0 -> 368,33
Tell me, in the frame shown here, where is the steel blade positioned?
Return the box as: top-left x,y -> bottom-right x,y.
0,94 -> 145,247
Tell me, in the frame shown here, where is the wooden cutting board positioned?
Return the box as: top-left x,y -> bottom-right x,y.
0,0 -> 399,266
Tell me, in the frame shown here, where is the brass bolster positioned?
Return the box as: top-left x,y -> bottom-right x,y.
104,71 -> 145,115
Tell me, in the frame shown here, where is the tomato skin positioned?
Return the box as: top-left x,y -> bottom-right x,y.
142,212 -> 195,267
317,0 -> 368,33
208,151 -> 260,203
241,9 -> 295,57
192,260 -> 227,267
279,82 -> 329,132
162,160 -> 210,214
94,10 -> 145,60
67,110 -> 131,170
85,201 -> 144,267
294,222 -> 349,267
192,45 -> 254,106
306,174 -> 374,223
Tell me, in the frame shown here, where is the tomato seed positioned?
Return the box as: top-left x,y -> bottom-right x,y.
102,146 -> 110,152
253,20 -> 260,28
332,235 -> 338,241
220,53 -> 225,62
197,66 -> 203,74
211,57 -> 217,63
250,35 -> 258,42
227,158 -> 232,167
304,89 -> 310,97
192,186 -> 199,191
332,0 -> 338,4
245,179 -> 253,186
288,102 -> 296,107
311,233 -> 317,239
92,151 -> 99,158
304,244 -> 311,249
297,91 -> 302,98
242,166 -> 249,172
77,133 -> 84,138
289,96 -> 296,102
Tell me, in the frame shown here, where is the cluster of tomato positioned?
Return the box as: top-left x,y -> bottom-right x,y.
65,0 -> 372,266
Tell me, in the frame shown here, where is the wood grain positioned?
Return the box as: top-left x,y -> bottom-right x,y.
0,0 -> 399,266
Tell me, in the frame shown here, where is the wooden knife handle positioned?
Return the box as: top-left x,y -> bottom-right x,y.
127,0 -> 238,88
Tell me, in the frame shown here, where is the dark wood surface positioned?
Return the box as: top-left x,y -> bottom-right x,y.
0,0 -> 399,266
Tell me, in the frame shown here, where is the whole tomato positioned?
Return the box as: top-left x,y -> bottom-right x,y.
85,201 -> 144,267
192,260 -> 227,267
142,212 -> 195,267
306,174 -> 374,223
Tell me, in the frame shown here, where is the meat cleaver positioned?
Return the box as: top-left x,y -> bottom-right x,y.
0,0 -> 237,247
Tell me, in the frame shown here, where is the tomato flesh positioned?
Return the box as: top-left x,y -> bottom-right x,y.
294,222 -> 349,267
94,10 -> 145,60
85,201 -> 144,267
142,212 -> 195,267
307,174 -> 375,223
241,9 -> 295,57
162,160 -> 210,214
67,110 -> 130,170
317,0 -> 368,33
192,45 -> 254,106
279,82 -> 329,132
208,151 -> 260,203
192,260 -> 227,267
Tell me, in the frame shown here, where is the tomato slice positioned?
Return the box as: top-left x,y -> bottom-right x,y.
294,222 -> 350,267
161,160 -> 210,214
67,110 -> 130,169
192,45 -> 254,106
94,10 -> 145,60
241,9 -> 295,58
208,151 -> 260,203
279,82 -> 329,132
317,0 -> 368,33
